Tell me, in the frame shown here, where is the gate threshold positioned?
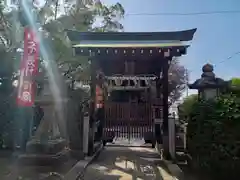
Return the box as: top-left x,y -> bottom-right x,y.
105,138 -> 153,148
106,143 -> 153,148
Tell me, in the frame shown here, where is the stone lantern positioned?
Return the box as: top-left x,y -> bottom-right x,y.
19,74 -> 68,165
188,63 -> 227,100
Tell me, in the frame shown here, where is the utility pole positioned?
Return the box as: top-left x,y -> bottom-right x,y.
186,69 -> 189,97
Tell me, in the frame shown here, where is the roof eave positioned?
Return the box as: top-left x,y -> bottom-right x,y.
65,28 -> 197,42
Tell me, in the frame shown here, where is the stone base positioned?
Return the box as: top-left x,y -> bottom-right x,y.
88,141 -> 102,156
94,141 -> 102,152
18,139 -> 69,166
163,135 -> 171,160
18,148 -> 69,166
26,139 -> 66,154
69,150 -> 85,160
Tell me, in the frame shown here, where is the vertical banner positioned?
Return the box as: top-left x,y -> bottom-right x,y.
17,27 -> 39,107
95,70 -> 104,109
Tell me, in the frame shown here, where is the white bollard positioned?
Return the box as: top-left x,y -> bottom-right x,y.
83,116 -> 89,154
184,123 -> 188,152
168,117 -> 176,160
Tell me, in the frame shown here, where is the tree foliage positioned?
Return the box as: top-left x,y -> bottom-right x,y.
178,94 -> 198,121
187,93 -> 240,179
231,77 -> 240,87
0,0 -> 125,87
42,0 -> 125,83
168,58 -> 188,106
0,0 -> 125,149
223,77 -> 240,97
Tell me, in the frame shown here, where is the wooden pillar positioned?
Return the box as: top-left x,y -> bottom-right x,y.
96,107 -> 104,141
153,57 -> 163,147
88,55 -> 96,155
95,75 -> 105,142
162,57 -> 170,159
155,64 -> 162,144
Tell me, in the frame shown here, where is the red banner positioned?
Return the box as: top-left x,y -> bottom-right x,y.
17,27 -> 39,107
95,85 -> 103,109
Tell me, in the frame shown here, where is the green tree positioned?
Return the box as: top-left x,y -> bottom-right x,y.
0,1 -> 21,148
42,0 -> 125,85
229,77 -> 240,97
178,94 -> 198,122
187,93 -> 240,179
0,0 -> 125,148
231,77 -> 240,86
0,0 -> 125,88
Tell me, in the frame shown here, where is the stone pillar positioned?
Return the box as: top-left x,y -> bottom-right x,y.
67,94 -> 85,160
154,60 -> 163,147
14,107 -> 32,152
88,56 -> 97,155
155,76 -> 162,144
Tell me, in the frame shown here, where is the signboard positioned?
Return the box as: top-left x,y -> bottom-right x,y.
17,27 -> 39,106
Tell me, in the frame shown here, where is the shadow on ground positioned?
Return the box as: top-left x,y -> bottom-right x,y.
0,150 -> 78,180
84,146 -> 173,180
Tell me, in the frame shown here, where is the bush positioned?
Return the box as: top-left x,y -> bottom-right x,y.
187,93 -> 240,179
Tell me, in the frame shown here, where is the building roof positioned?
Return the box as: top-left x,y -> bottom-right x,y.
66,28 -> 197,43
65,29 -> 197,57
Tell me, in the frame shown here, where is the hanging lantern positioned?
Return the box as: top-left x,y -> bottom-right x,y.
115,77 -> 122,86
133,79 -> 138,87
145,79 -> 149,86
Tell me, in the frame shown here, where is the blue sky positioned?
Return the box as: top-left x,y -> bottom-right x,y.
102,0 -> 240,95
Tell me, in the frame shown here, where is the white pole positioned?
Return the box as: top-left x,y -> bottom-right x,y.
186,70 -> 189,97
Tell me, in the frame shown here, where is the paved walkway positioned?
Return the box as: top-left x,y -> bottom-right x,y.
83,146 -> 173,180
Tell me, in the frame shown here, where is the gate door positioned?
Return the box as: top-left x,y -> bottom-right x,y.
104,102 -> 154,141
